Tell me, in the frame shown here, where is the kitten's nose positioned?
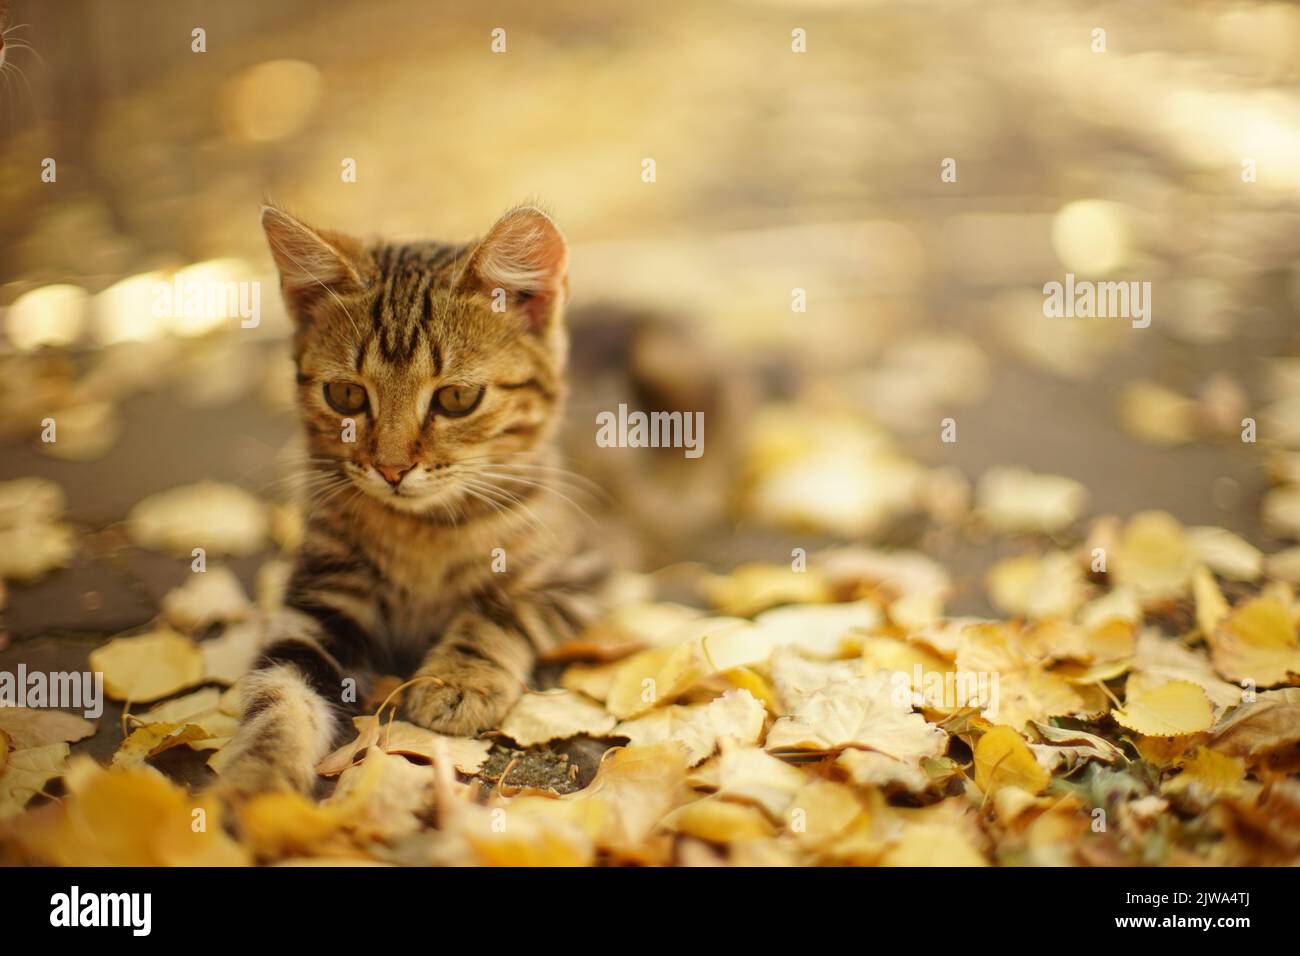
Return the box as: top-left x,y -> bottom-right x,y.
375,462 -> 413,487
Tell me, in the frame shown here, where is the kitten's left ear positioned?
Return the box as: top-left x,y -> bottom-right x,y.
459,206 -> 568,332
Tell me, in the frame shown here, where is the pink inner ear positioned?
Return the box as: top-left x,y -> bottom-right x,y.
468,208 -> 568,331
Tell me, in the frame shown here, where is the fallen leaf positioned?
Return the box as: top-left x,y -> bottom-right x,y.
127,481 -> 268,556
700,562 -> 832,617
1128,629 -> 1240,711
89,629 -> 205,703
498,689 -> 617,746
1210,688 -> 1300,769
765,673 -> 949,763
986,551 -> 1087,618
1113,680 -> 1214,737
975,466 -> 1088,535
161,566 -> 253,633
955,623 -> 1086,730
659,795 -> 777,844
1110,511 -> 1198,602
317,715 -> 491,777
974,725 -> 1049,795
1164,746 -> 1245,798
613,689 -> 766,765
0,522 -> 76,582
1208,596 -> 1300,687
112,722 -> 208,767
199,620 -> 262,685
0,707 -> 96,749
0,742 -> 69,819
1189,527 -> 1262,582
713,745 -> 806,819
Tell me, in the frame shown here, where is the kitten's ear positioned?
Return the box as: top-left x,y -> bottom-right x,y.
261,205 -> 364,315
459,206 -> 568,332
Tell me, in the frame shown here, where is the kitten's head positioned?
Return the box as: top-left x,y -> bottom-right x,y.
262,203 -> 570,517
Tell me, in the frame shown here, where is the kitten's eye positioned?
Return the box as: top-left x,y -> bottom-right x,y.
323,381 -> 368,415
432,384 -> 485,418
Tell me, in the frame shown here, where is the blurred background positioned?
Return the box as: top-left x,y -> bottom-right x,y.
2,0 -> 1300,678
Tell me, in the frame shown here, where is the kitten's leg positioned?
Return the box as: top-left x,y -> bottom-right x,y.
220,608 -> 351,794
402,588 -> 600,735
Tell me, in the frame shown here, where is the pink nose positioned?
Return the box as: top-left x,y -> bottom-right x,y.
375,462 -> 413,487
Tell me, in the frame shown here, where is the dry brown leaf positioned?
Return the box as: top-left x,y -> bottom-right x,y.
1210,688 -> 1300,768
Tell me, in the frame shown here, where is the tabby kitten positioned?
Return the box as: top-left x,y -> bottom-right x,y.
221,204 -> 606,794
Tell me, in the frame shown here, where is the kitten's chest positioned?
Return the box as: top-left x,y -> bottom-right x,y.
352,515 -> 497,643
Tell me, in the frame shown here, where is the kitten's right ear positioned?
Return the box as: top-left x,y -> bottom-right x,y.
261,205 -> 364,315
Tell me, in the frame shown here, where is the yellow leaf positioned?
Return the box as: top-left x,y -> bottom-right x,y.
499,689 -> 617,747
881,822 -> 988,866
660,795 -> 777,844
785,779 -> 866,850
986,551 -> 1086,619
127,481 -> 268,556
765,673 -> 948,761
1110,511 -> 1198,601
1164,746 -> 1245,798
605,638 -> 712,719
160,565 -> 251,633
6,758 -> 248,864
1113,680 -> 1213,737
112,722 -> 208,767
974,725 -> 1049,796
956,623 -> 1085,730
1192,565 -> 1230,637
89,630 -> 205,703
700,562 -> 832,617
613,689 -> 766,766
0,742 -> 69,819
1209,597 -> 1300,687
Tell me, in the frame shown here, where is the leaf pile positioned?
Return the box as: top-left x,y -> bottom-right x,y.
2,508 -> 1298,866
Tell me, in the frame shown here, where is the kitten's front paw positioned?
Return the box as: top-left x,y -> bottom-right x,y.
401,658 -> 522,736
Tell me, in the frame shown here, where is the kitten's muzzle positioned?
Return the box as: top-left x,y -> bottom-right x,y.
375,462 -> 414,487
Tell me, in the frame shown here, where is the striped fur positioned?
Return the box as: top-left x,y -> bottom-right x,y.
221,204 -> 605,794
